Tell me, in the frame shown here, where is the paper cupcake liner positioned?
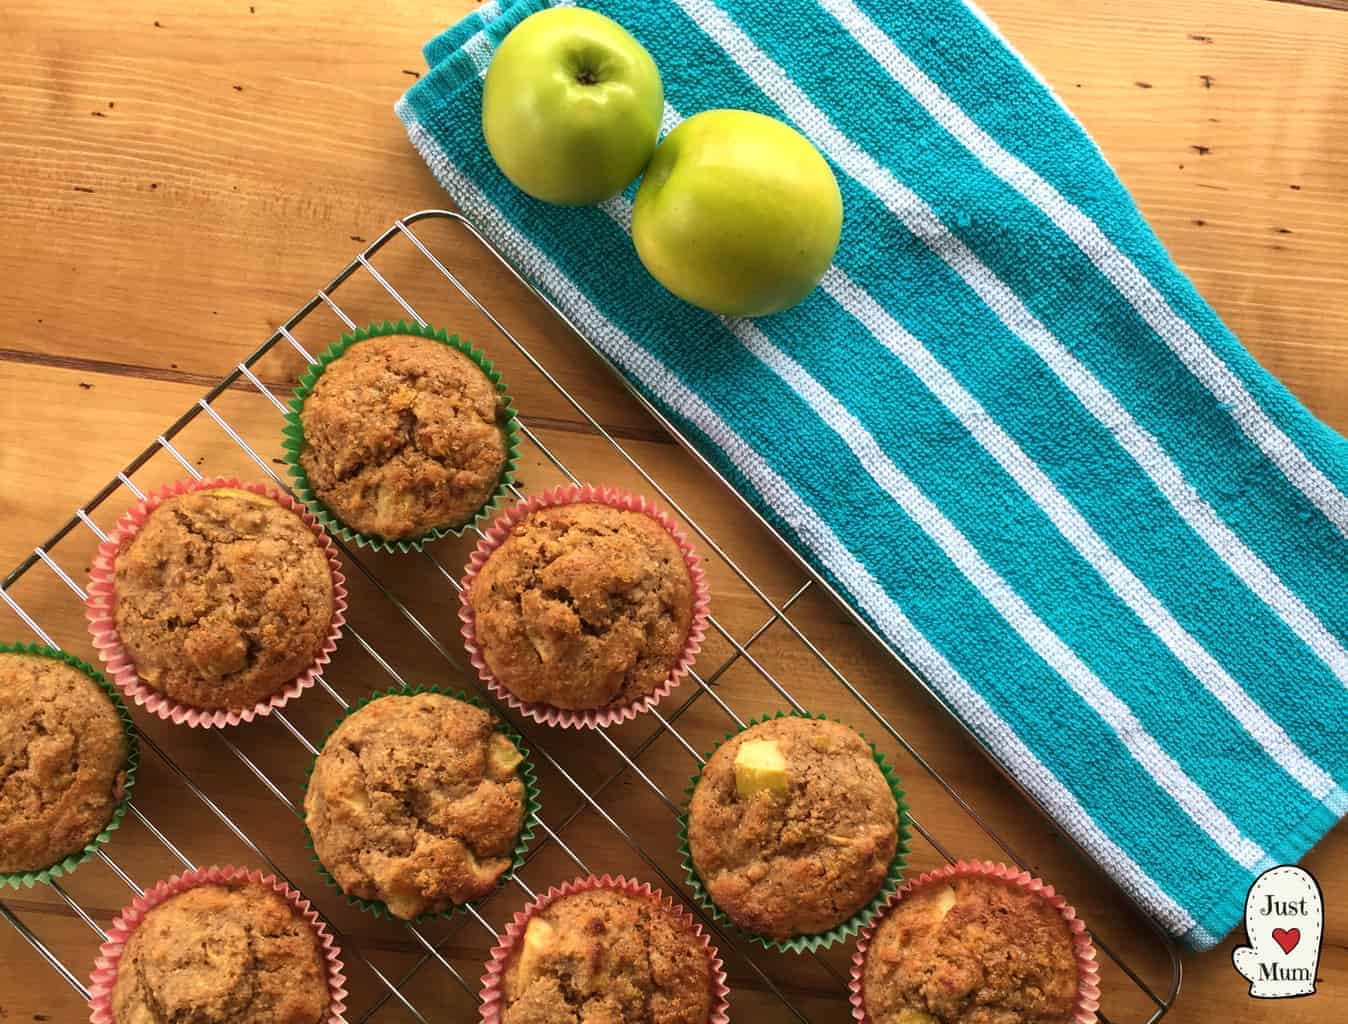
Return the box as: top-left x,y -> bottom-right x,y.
678,709 -> 911,954
300,685 -> 541,924
848,860 -> 1102,1024
458,484 -> 711,729
87,864 -> 348,1024
84,476 -> 349,729
281,320 -> 522,554
0,643 -> 139,890
479,874 -> 730,1024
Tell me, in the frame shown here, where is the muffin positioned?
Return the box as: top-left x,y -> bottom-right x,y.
467,500 -> 694,711
860,872 -> 1082,1024
500,887 -> 714,1024
109,880 -> 330,1023
111,486 -> 336,713
303,692 -> 529,920
686,716 -> 899,940
0,651 -> 129,875
297,330 -> 511,540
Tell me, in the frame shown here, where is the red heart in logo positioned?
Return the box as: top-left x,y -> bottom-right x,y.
1272,927 -> 1300,954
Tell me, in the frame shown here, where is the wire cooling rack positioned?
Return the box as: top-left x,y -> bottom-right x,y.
0,210 -> 1181,1022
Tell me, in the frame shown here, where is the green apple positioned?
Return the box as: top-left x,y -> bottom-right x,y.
482,8 -> 664,206
632,109 -> 843,317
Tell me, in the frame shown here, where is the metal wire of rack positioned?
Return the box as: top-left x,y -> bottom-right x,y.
0,210 -> 1181,1022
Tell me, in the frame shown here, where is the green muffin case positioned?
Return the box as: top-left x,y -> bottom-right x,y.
281,320 -> 521,554
0,642 -> 139,890
678,708 -> 910,954
300,685 -> 541,924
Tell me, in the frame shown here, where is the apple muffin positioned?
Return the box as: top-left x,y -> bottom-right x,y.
501,888 -> 713,1024
860,873 -> 1081,1024
110,880 -> 330,1023
303,692 -> 529,919
468,500 -> 694,711
0,651 -> 129,875
112,486 -> 335,712
298,331 -> 511,540
687,716 -> 899,940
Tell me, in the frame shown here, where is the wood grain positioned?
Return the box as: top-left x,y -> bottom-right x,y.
1,1 -> 1345,1022
1273,1 -> 1348,13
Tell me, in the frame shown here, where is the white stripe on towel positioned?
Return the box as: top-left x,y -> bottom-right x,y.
822,0 -> 1348,539
402,118 -> 1202,934
670,0 -> 1348,688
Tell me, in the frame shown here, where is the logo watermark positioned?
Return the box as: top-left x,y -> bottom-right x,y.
1231,865 -> 1323,999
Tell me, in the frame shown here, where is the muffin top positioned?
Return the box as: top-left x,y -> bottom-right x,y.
303,693 -> 528,920
687,717 -> 898,939
113,487 -> 335,712
111,881 -> 330,1024
862,874 -> 1080,1024
502,889 -> 713,1024
0,653 -> 128,874
468,502 -> 694,710
298,333 -> 509,539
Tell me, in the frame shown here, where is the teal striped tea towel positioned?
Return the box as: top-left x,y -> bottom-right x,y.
398,0 -> 1348,950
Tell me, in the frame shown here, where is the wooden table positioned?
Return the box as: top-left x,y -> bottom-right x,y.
2,1 -> 1344,1021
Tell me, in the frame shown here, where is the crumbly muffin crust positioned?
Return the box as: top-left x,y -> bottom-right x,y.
862,875 -> 1079,1024
110,881 -> 330,1024
468,502 -> 694,711
502,889 -> 713,1024
687,717 -> 898,939
304,693 -> 527,920
0,653 -> 128,874
112,488 -> 334,712
299,333 -> 509,539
